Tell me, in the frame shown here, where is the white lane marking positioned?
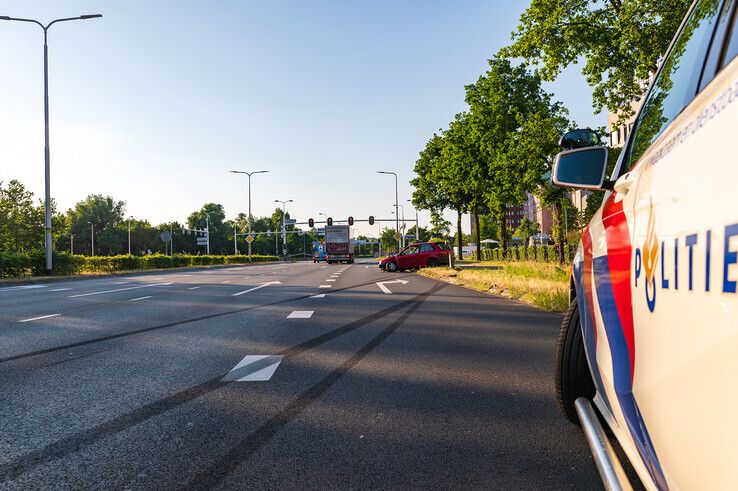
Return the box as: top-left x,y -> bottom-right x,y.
326,279 -> 336,282
319,285 -> 332,288
231,281 -> 281,297
287,310 -> 313,319
243,277 -> 250,279
19,313 -> 60,323
365,266 -> 369,269
222,280 -> 231,284
49,287 -> 73,292
68,282 -> 172,298
376,279 -> 409,294
0,284 -> 48,292
188,286 -> 201,290
129,296 -> 152,302
223,355 -> 284,381
180,274 -> 193,277
310,294 -> 326,298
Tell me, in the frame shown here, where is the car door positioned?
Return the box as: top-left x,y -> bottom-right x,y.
418,243 -> 435,266
624,1 -> 738,488
396,245 -> 419,269
581,1 -> 734,488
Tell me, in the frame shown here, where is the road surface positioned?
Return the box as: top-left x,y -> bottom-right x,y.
0,260 -> 600,489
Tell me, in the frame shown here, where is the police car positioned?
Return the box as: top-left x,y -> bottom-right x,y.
552,0 -> 738,489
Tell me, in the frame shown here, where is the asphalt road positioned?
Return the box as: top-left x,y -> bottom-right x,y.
0,260 -> 601,490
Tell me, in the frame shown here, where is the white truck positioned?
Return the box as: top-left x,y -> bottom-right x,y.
324,225 -> 354,264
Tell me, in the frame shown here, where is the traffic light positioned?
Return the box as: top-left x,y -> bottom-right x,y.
308,218 -> 314,228
368,215 -> 374,225
327,217 -> 333,226
348,216 -> 354,226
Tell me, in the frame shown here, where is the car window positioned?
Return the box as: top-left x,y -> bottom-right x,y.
699,0 -> 735,91
722,1 -> 738,64
419,244 -> 434,252
401,246 -> 419,255
625,0 -> 723,169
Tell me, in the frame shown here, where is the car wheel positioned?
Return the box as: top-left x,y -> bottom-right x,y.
427,257 -> 439,268
386,261 -> 397,272
555,299 -> 596,425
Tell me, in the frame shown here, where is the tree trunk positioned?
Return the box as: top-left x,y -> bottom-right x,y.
556,202 -> 566,264
456,209 -> 463,261
498,205 -> 507,254
474,208 -> 482,261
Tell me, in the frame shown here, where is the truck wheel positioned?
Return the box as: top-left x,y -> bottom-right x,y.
555,299 -> 596,425
426,257 -> 439,268
386,261 -> 398,272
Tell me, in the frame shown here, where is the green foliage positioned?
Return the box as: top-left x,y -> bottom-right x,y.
0,251 -> 83,277
501,0 -> 691,121
0,180 -> 45,252
513,217 -> 540,244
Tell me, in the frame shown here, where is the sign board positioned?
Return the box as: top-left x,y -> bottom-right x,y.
245,234 -> 255,244
393,231 -> 402,241
266,230 -> 272,237
285,219 -> 297,225
196,237 -> 208,246
405,234 -> 415,239
160,231 -> 172,242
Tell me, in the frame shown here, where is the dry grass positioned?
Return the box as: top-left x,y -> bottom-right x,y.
418,261 -> 570,312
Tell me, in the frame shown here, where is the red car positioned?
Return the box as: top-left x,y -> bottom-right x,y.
379,242 -> 452,272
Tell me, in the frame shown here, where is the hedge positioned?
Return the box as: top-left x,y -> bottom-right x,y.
478,245 -> 576,263
0,252 -> 278,278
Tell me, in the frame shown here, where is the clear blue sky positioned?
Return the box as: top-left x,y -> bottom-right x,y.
0,0 -> 604,236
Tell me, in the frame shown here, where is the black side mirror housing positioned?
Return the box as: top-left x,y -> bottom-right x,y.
559,128 -> 599,150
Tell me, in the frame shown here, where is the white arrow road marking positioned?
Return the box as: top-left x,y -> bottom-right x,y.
19,313 -> 60,323
223,355 -> 283,382
231,281 -> 281,297
287,310 -> 313,319
310,294 -> 326,298
69,282 -> 172,298
376,279 -> 409,294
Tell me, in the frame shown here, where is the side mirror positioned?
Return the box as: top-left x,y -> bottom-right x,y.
552,146 -> 610,190
559,128 -> 599,150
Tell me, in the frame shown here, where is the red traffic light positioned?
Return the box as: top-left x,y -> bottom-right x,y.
368,215 -> 374,225
327,217 -> 333,226
348,216 -> 354,226
308,218 -> 314,228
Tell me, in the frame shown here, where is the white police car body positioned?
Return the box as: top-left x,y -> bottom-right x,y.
553,1 -> 738,488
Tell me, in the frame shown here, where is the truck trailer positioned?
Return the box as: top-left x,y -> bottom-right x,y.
324,225 -> 354,264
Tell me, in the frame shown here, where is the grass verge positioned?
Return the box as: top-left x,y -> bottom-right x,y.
417,260 -> 570,312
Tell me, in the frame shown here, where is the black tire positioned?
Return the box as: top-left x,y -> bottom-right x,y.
386,261 -> 398,272
555,299 -> 596,425
426,257 -> 439,268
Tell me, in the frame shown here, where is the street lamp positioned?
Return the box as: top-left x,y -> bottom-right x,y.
229,170 -> 269,260
275,199 -> 293,258
377,171 -> 399,251
1,14 -> 102,274
127,216 -> 133,255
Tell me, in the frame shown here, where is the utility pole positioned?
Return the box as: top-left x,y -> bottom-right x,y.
127,216 -> 133,255
230,170 -> 269,260
70,234 -> 74,255
205,213 -> 210,255
275,199 -> 293,258
89,222 -> 94,256
1,14 -> 102,274
408,199 -> 419,241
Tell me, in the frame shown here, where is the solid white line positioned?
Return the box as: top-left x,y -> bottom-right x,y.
19,313 -> 60,323
0,284 -> 47,292
68,282 -> 172,298
129,296 -> 152,302
49,287 -> 73,292
310,294 -> 326,298
188,286 -> 201,290
287,310 -> 314,319
319,285 -> 332,288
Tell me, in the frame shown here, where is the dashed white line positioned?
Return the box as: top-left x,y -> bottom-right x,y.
19,313 -> 60,323
222,280 -> 231,284
287,310 -> 314,319
49,287 -> 73,292
187,286 -> 201,290
319,284 -> 332,288
310,294 -> 326,298
326,279 -> 336,282
231,281 -> 281,297
129,296 -> 152,302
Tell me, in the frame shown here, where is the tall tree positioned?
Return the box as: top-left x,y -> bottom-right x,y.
501,0 -> 691,120
428,210 -> 451,240
0,180 -> 44,252
67,194 -> 126,256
